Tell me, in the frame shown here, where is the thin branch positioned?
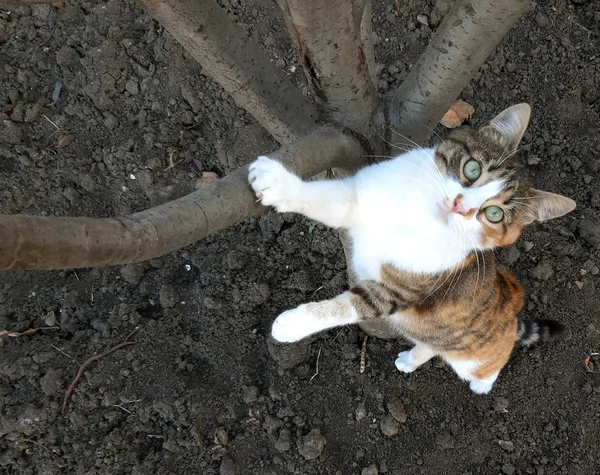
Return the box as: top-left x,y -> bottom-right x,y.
388,0 -> 530,146
62,329 -> 139,414
0,128 -> 366,270
137,0 -> 317,144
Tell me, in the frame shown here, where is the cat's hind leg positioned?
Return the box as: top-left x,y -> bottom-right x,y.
249,156 -> 358,228
395,344 -> 437,373
444,358 -> 504,395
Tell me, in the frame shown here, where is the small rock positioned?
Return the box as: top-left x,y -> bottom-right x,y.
355,402 -> 367,421
530,260 -> 554,281
264,36 -> 275,47
120,264 -> 144,284
380,414 -> 400,436
498,439 -> 515,452
275,428 -> 292,452
125,79 -> 139,95
578,220 -> 600,248
203,296 -> 223,309
263,415 -> 283,435
527,155 -> 541,166
56,45 -> 79,67
40,369 -> 64,396
362,465 -> 379,475
547,145 -> 562,157
215,427 -> 228,446
435,431 -> 455,449
498,246 -> 520,266
2,122 -> 23,144
159,284 -> 178,308
433,0 -> 451,17
522,241 -> 534,252
44,311 -> 57,327
267,337 -> 309,368
416,14 -> 429,25
283,270 -> 316,292
493,397 -> 509,412
502,463 -> 515,475
297,429 -> 326,460
219,457 -> 237,475
387,396 -> 407,423
536,13 -> 549,28
242,385 -> 259,403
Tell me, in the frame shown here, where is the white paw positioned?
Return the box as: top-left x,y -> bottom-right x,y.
271,305 -> 322,343
469,379 -> 494,395
394,351 -> 416,373
248,156 -> 303,213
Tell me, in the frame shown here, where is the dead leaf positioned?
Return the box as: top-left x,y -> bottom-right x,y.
440,100 -> 475,128
57,135 -> 74,148
585,353 -> 599,373
0,328 -> 41,338
194,171 -> 218,190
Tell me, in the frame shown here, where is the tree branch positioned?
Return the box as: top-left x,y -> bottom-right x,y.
388,0 -> 530,146
0,128 -> 366,270
137,0 -> 317,144
277,0 -> 382,149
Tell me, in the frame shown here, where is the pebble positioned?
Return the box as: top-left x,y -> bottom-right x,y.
362,465 -> 379,475
547,145 -> 562,157
242,385 -> 259,403
498,439 -> 515,452
355,402 -> 367,421
536,13 -> 549,28
498,246 -> 520,266
416,14 -> 429,26
40,369 -> 64,396
219,457 -> 237,475
502,463 -> 516,475
120,264 -> 144,284
297,429 -> 326,460
275,428 -> 292,452
530,260 -> 554,281
159,284 -> 179,308
435,431 -> 455,449
577,219 -> 600,248
522,241 -> 534,252
387,396 -> 407,423
380,414 -> 400,436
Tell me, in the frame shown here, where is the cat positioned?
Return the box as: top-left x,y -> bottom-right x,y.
248,103 -> 575,394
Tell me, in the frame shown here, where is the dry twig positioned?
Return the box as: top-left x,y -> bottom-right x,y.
62,328 -> 139,414
360,336 -> 368,373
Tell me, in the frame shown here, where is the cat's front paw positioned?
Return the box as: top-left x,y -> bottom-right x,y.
248,156 -> 303,213
271,305 -> 320,343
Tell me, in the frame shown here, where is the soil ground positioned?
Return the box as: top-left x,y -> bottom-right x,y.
1,0 -> 600,474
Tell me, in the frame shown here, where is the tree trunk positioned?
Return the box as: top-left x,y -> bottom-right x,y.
277,0 -> 382,150
388,0 -> 531,146
138,0 -> 318,144
0,128 -> 365,270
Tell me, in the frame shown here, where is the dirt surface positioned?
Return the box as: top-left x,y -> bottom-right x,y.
1,0 -> 600,474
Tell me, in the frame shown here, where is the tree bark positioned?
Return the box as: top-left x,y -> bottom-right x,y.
0,128 -> 366,270
138,0 -> 318,144
388,0 -> 530,146
277,0 -> 382,149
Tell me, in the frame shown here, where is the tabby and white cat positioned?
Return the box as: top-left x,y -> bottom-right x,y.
248,104 -> 575,394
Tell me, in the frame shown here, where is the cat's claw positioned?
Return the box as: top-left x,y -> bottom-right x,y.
248,156 -> 302,213
394,351 -> 417,373
271,305 -> 321,343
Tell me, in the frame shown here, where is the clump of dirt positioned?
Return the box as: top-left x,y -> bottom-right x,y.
1,0 -> 599,474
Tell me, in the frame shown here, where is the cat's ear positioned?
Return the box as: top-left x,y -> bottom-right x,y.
522,189 -> 576,224
482,103 -> 531,151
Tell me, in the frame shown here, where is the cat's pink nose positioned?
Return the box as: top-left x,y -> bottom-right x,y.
451,194 -> 469,216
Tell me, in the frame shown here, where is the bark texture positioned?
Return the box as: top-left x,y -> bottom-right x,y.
388,0 -> 530,146
138,0 -> 318,144
0,128 -> 366,270
277,0 -> 381,149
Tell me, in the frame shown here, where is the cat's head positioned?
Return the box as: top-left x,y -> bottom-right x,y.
433,103 -> 575,249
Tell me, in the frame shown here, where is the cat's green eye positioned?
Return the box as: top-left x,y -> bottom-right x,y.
463,160 -> 481,181
484,205 -> 504,223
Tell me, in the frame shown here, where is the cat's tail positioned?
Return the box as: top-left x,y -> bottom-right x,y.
515,319 -> 565,346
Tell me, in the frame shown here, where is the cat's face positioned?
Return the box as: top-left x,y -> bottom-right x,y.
432,104 -> 575,249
